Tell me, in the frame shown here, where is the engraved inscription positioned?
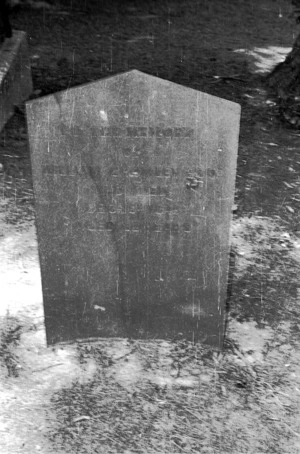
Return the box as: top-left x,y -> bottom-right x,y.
96,126 -> 195,138
42,165 -> 217,178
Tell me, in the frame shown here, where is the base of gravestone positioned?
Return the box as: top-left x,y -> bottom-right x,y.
0,30 -> 32,132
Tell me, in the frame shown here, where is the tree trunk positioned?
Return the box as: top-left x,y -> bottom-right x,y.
267,2 -> 300,127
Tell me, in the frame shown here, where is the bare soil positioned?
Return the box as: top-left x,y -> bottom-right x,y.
1,0 -> 300,453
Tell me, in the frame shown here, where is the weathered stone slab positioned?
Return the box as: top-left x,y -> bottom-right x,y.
26,70 -> 240,347
0,30 -> 32,132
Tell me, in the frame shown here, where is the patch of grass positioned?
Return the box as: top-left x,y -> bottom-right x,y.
47,338 -> 298,454
0,315 -> 23,377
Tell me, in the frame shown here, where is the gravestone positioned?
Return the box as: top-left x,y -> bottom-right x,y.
0,30 -> 32,132
26,70 -> 240,347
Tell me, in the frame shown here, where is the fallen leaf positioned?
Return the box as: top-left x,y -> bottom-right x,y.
286,206 -> 295,213
73,416 -> 91,423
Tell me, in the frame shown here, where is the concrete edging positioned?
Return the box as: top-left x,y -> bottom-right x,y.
0,29 -> 33,132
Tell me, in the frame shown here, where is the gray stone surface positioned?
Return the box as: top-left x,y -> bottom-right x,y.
0,30 -> 32,131
26,70 -> 240,346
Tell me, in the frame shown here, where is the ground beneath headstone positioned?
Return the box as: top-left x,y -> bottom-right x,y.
0,0 -> 300,453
